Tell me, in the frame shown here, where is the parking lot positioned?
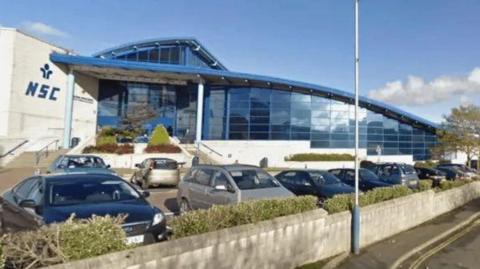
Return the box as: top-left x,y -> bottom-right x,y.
0,167 -> 180,216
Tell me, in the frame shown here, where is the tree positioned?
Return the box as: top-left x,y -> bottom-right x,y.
434,104 -> 480,167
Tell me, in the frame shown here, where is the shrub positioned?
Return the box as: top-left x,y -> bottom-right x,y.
171,196 -> 318,239
285,153 -> 354,162
1,215 -> 128,269
148,125 -> 170,146
82,144 -> 133,155
438,180 -> 469,191
417,180 -> 433,192
323,185 -> 413,214
96,136 -> 116,146
414,160 -> 438,169
144,144 -> 182,153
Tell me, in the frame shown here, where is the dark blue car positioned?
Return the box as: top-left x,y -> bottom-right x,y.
275,170 -> 355,200
329,168 -> 393,191
0,173 -> 167,244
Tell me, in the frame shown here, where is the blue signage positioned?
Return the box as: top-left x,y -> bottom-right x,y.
25,63 -> 60,101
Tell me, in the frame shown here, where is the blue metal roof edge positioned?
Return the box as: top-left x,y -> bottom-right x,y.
50,53 -> 439,130
91,37 -> 227,70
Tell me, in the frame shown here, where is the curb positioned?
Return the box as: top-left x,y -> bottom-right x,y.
389,211 -> 480,269
323,252 -> 349,269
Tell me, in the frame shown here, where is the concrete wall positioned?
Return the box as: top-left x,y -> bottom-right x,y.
0,28 -> 98,146
47,182 -> 480,269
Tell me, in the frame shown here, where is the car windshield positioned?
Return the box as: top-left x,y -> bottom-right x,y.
59,156 -> 106,169
48,178 -> 141,206
229,169 -> 279,190
359,169 -> 379,181
400,164 -> 416,174
309,171 -> 341,185
152,159 -> 177,169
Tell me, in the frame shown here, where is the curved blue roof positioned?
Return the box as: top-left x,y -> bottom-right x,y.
50,52 -> 439,131
92,37 -> 227,70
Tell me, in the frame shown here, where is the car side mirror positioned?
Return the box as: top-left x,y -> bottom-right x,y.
106,164 -> 111,168
135,163 -> 142,168
19,199 -> 37,209
142,191 -> 150,198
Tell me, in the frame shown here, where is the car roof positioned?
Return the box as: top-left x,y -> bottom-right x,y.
61,154 -> 102,158
42,172 -> 120,182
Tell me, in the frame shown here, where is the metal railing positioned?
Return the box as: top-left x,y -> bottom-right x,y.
199,142 -> 223,157
35,139 -> 59,165
0,140 -> 29,159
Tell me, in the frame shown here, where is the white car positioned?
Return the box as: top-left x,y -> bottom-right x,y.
131,158 -> 180,189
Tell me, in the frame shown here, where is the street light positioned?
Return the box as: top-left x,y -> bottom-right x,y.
352,0 -> 361,255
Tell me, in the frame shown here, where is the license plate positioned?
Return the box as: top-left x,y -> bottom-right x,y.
126,235 -> 144,245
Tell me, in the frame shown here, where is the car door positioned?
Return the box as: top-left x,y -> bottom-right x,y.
1,177 -> 42,232
293,172 -> 316,196
189,168 -> 214,209
206,170 -> 237,206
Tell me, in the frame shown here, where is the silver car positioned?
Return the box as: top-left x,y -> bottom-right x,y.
131,158 -> 180,189
177,165 -> 294,213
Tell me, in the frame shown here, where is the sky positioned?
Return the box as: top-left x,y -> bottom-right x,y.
1,0 -> 479,123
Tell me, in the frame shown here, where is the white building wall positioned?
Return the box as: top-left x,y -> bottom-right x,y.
1,28 -> 98,149
0,28 -> 15,137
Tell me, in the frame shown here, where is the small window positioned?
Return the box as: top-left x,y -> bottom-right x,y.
193,169 -> 214,186
14,177 -> 39,200
294,173 -> 310,185
212,172 -> 229,187
26,181 -> 43,205
279,171 -> 296,184
329,169 -> 342,178
345,171 -> 355,181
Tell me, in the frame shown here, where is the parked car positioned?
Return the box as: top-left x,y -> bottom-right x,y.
414,167 -> 446,186
366,163 -> 419,188
437,163 -> 477,179
134,136 -> 149,143
131,158 -> 180,189
0,173 -> 167,244
275,170 -> 355,200
177,165 -> 293,213
436,166 -> 466,180
328,168 -> 393,191
47,154 -> 116,175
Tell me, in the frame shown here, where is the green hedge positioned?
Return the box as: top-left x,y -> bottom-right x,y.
285,153 -> 355,162
149,125 -> 170,146
438,180 -> 470,191
96,135 -> 116,146
171,196 -> 318,239
323,185 -> 414,214
1,215 -> 128,269
417,179 -> 433,192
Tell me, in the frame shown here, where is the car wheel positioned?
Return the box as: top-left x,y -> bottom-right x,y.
179,199 -> 191,215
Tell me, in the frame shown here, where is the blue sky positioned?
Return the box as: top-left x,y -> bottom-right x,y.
1,0 -> 479,123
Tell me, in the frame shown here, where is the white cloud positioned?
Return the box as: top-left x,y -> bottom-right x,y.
368,67 -> 480,106
20,21 -> 68,37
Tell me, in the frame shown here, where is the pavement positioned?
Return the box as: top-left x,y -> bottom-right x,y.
336,198 -> 480,269
0,167 -> 179,215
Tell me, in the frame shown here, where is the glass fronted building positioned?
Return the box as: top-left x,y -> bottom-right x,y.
51,38 -> 438,160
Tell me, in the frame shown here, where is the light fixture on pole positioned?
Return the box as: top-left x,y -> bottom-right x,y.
352,0 -> 361,255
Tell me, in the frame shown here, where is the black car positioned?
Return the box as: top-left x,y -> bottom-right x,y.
275,170 -> 355,200
328,168 -> 392,191
414,167 -> 446,186
0,173 -> 167,244
435,166 -> 463,180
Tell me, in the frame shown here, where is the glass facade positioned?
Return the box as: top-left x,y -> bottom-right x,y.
98,80 -> 197,140
204,87 -> 437,161
100,44 -> 215,69
97,81 -> 437,161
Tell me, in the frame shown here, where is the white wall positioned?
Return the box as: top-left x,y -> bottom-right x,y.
0,28 -> 15,137
0,28 -> 98,148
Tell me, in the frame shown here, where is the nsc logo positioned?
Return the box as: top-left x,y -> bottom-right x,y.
25,63 -> 60,101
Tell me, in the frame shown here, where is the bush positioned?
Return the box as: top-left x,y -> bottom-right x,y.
96,136 -> 116,146
82,144 -> 133,155
144,144 -> 182,153
414,160 -> 438,169
148,125 -> 170,146
285,153 -> 354,162
417,180 -> 433,192
1,215 -> 128,269
171,196 -> 318,239
323,185 -> 413,214
438,180 -> 469,191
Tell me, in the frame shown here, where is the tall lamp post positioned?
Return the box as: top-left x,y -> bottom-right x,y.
352,0 -> 361,255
